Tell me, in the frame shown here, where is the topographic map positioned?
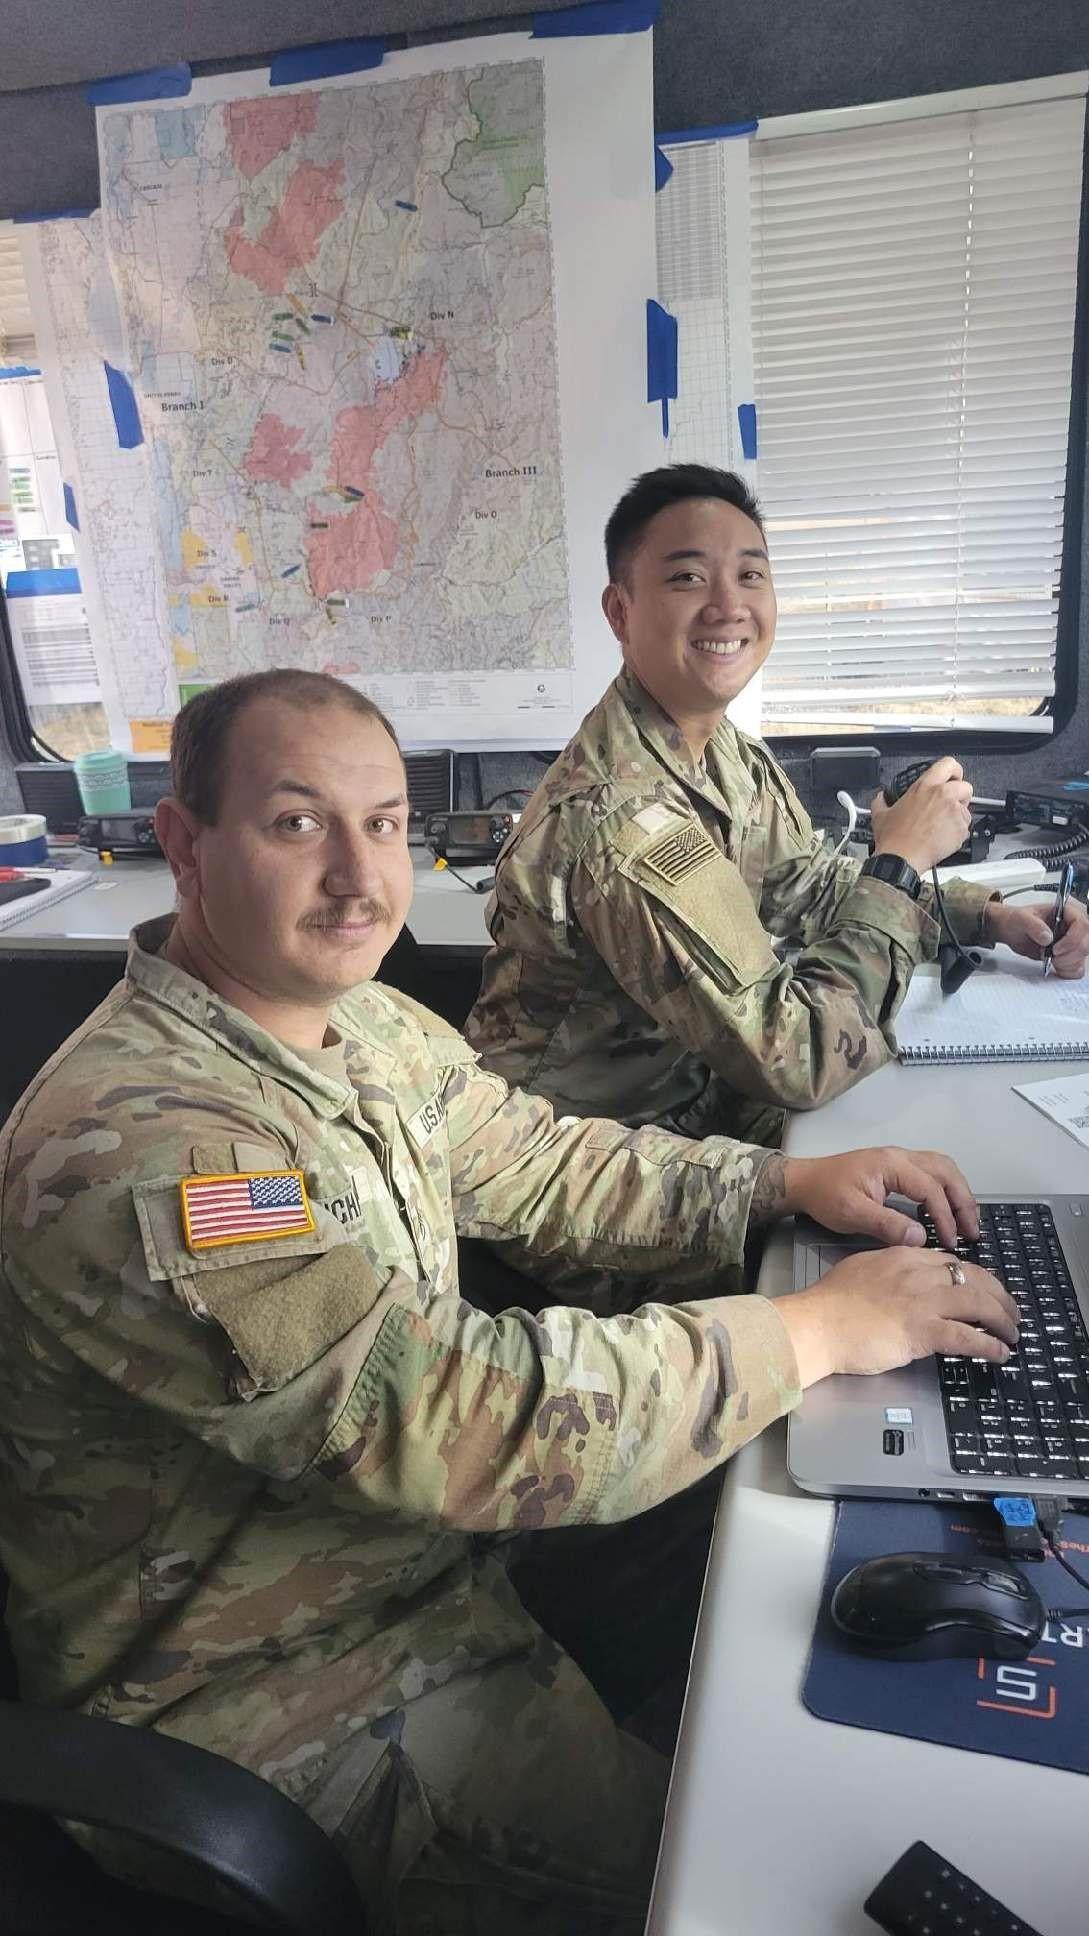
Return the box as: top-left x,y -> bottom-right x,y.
97,59 -> 571,722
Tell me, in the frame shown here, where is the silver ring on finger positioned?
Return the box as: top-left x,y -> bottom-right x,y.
945,1258 -> 966,1286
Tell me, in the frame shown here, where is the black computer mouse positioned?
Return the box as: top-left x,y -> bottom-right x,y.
830,1550 -> 1046,1662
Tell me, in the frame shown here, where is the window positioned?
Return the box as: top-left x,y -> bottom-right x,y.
0,224 -> 109,760
657,75 -> 1088,739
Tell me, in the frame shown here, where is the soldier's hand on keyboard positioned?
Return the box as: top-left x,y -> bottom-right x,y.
780,1146 -> 980,1250
773,1247 -> 1019,1388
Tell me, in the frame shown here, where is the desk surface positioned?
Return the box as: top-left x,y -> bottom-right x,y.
648,1031 -> 1089,1936
0,854 -> 493,954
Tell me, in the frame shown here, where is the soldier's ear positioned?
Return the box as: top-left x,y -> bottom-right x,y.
601,581 -> 629,647
155,796 -> 202,897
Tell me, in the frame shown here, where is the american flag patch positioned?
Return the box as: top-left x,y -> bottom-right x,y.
180,1170 -> 314,1252
640,822 -> 718,886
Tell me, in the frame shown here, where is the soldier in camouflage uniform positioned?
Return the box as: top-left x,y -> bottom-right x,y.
0,671 -> 1017,1934
467,466 -> 1089,1145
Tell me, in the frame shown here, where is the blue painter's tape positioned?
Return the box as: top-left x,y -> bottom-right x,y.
0,833 -> 50,866
5,568 -> 82,598
0,366 -> 42,381
533,0 -> 659,37
654,146 -> 674,191
269,38 -> 385,86
63,483 -> 80,531
86,63 -> 191,105
646,299 -> 678,439
659,119 -> 759,145
13,208 -> 97,225
103,363 -> 144,449
738,402 -> 758,461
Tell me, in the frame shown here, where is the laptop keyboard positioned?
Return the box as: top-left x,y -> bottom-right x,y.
925,1202 -> 1089,1482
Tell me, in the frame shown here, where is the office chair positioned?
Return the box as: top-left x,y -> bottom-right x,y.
0,1594 -> 362,1936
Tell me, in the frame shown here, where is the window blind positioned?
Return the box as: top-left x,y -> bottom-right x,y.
0,225 -> 35,355
751,96 -> 1085,731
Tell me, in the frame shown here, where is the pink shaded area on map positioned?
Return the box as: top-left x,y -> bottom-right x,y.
329,348 -> 447,487
307,497 -> 399,601
226,159 -> 344,296
305,348 -> 448,597
244,413 -> 312,487
225,96 -> 319,180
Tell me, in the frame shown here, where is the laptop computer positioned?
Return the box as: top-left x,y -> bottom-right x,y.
788,1195 -> 1089,1502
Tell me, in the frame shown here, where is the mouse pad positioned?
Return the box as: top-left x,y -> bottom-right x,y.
803,1500 -> 1089,1775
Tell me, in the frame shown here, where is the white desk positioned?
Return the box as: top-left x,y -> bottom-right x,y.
648,1044 -> 1089,1936
0,854 -> 493,955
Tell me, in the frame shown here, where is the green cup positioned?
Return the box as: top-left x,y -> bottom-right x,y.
74,749 -> 132,815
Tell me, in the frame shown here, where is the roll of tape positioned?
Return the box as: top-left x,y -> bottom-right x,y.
0,813 -> 49,866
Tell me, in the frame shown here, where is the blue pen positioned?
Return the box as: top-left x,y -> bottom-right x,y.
1043,859 -> 1076,977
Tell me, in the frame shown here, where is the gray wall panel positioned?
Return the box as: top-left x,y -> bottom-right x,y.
1,1 -> 1085,217
0,0 -> 555,94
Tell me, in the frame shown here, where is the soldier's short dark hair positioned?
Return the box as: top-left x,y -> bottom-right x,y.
605,464 -> 765,585
171,669 -> 402,825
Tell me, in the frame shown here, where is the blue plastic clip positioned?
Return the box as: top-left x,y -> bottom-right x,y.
63,483 -> 80,532
994,1496 -> 1038,1528
269,38 -> 385,86
86,64 -> 191,106
654,146 -> 674,191
103,364 -> 144,450
646,299 -> 678,438
0,366 -> 42,381
533,0 -> 659,37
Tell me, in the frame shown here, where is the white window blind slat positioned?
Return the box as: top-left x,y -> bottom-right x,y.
751,94 -> 1085,728
0,224 -> 36,352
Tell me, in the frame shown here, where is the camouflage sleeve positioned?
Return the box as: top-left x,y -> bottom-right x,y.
438,1044 -> 771,1282
736,757 -> 995,952
917,875 -> 998,947
3,1165 -> 800,1533
572,800 -> 946,1111
760,843 -> 996,954
746,754 -> 995,949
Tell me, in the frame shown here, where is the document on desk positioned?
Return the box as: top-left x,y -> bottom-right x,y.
894,952 -> 1089,1064
1014,1072 -> 1089,1151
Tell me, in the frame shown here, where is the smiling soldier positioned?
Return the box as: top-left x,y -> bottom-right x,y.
466,464 -> 1089,1145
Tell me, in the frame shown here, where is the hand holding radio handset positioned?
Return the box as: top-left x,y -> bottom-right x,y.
866,757 -> 1089,983
869,756 -> 974,872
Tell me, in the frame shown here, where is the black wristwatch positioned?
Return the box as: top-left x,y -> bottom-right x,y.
859,852 -> 923,902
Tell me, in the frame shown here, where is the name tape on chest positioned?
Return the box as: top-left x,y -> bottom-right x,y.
638,820 -> 719,886
406,1093 -> 446,1148
180,1169 -> 315,1252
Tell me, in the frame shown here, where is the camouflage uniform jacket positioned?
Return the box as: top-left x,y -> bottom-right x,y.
466,669 -> 995,1141
0,916 -> 797,1845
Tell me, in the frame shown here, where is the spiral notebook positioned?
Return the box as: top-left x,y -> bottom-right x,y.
0,866 -> 93,934
895,952 -> 1089,1065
